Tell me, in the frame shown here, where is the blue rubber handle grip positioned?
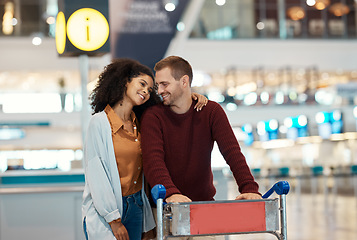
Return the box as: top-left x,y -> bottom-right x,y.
151,184 -> 166,205
262,181 -> 290,199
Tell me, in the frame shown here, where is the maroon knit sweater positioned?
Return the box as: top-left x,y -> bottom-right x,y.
141,100 -> 259,201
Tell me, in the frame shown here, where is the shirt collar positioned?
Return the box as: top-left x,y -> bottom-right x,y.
104,105 -> 137,133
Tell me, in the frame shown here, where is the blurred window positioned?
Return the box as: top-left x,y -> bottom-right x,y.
0,0 -> 57,37
0,93 -> 65,113
190,0 -> 357,39
0,149 -> 80,172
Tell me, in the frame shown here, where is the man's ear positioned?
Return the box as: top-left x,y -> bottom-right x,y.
181,75 -> 190,88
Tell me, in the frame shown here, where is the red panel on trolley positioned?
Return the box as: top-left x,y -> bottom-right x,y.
190,201 -> 266,235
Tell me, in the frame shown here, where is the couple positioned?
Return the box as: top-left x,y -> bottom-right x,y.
82,56 -> 261,240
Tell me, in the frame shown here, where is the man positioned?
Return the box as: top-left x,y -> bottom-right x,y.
141,56 -> 261,204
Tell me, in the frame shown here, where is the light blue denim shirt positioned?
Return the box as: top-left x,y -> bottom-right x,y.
82,111 -> 155,239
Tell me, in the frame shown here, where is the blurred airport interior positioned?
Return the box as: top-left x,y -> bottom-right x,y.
0,0 -> 357,240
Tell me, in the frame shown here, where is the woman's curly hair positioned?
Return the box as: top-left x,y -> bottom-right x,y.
89,58 -> 161,120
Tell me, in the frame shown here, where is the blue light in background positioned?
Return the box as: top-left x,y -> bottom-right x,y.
284,115 -> 309,140
0,128 -> 25,140
242,123 -> 254,146
353,106 -> 357,131
315,110 -> 343,139
267,119 -> 279,140
257,119 -> 279,141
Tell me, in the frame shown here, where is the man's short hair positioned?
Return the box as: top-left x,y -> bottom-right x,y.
154,56 -> 193,85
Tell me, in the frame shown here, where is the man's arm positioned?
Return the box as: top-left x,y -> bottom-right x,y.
141,109 -> 182,199
210,103 -> 260,196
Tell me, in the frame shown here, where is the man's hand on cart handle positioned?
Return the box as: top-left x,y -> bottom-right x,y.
235,193 -> 262,200
166,194 -> 192,203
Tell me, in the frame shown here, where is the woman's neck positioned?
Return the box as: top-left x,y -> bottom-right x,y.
113,100 -> 133,122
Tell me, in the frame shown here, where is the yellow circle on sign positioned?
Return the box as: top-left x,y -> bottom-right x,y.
66,8 -> 109,52
55,11 -> 66,54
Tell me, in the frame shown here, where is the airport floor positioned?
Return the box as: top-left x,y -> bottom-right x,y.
212,174 -> 357,240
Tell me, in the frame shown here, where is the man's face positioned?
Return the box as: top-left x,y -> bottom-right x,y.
155,67 -> 184,106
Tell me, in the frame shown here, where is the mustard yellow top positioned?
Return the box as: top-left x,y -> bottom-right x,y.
104,105 -> 142,196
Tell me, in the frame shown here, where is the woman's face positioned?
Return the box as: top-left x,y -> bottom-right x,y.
125,74 -> 154,106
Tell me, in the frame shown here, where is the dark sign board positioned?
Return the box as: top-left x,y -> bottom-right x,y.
113,0 -> 189,69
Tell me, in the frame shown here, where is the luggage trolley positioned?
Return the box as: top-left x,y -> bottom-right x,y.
151,181 -> 290,240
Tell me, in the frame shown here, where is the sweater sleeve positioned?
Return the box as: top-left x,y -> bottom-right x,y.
141,109 -> 181,198
210,103 -> 260,194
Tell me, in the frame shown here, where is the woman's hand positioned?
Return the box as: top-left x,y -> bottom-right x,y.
110,219 -> 129,240
191,92 -> 208,111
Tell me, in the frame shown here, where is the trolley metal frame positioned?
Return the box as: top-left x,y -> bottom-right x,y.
151,181 -> 290,240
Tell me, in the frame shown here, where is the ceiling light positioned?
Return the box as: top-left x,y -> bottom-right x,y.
32,37 -> 42,46
256,22 -> 265,30
216,0 -> 226,6
2,2 -> 14,35
298,115 -> 308,127
260,91 -> 270,104
226,102 -> 237,111
306,0 -> 316,7
268,119 -> 279,131
176,22 -> 185,31
46,16 -> 55,25
164,0 -> 178,12
275,91 -> 285,104
329,3 -> 350,17
314,0 -> 330,10
31,33 -> 44,46
287,6 -> 306,21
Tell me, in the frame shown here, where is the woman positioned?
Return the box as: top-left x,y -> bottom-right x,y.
82,58 -> 207,240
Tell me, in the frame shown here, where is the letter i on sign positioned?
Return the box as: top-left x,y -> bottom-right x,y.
86,18 -> 90,42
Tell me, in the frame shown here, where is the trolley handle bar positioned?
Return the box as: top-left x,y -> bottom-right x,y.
151,181 -> 290,204
262,181 -> 290,199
